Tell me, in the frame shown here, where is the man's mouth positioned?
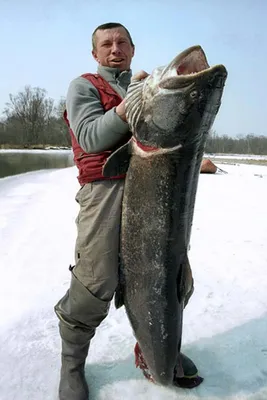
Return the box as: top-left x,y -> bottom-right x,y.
111,59 -> 124,63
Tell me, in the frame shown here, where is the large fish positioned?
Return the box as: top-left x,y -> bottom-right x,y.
103,45 -> 227,386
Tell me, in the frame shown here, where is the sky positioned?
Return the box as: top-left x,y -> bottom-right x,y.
0,0 -> 266,138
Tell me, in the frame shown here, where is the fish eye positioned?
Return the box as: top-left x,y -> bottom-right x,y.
190,90 -> 198,99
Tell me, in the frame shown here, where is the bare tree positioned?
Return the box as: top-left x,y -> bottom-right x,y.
54,97 -> 66,120
4,86 -> 55,145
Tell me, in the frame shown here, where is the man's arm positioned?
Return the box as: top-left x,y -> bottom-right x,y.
66,76 -> 129,154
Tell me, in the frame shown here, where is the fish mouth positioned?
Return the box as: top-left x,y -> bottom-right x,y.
159,45 -> 226,89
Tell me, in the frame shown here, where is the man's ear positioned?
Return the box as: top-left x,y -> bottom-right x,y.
92,50 -> 99,62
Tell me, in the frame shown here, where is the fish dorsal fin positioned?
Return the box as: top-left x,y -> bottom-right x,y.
125,78 -> 145,132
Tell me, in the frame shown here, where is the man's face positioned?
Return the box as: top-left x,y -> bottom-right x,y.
92,27 -> 135,71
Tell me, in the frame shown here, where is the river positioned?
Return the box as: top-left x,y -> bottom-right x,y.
0,149 -> 74,178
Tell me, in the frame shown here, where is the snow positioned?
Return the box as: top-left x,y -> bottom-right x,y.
0,162 -> 267,400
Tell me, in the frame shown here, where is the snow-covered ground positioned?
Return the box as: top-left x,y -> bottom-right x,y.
0,163 -> 266,400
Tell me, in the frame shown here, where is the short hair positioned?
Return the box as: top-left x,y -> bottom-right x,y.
92,22 -> 134,50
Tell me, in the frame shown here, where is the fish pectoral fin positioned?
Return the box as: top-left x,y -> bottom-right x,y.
102,140 -> 132,177
114,285 -> 124,309
177,254 -> 194,307
114,268 -> 125,309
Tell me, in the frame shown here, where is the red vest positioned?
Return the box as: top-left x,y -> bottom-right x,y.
63,73 -> 131,185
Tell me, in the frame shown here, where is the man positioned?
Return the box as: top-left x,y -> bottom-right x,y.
54,22 -> 202,400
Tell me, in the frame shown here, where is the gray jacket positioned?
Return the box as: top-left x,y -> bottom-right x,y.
66,65 -> 132,154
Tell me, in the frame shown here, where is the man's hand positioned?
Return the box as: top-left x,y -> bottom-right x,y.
115,98 -> 127,122
131,70 -> 149,82
115,70 -> 149,122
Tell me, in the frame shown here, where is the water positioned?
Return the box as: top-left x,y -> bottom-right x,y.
0,149 -> 74,178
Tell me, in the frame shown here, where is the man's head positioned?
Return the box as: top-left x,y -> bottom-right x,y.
92,22 -> 135,72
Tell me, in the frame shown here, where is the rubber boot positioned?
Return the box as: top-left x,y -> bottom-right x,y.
58,324 -> 90,400
55,270 -> 110,400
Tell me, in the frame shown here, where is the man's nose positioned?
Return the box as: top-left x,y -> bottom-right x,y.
111,42 -> 121,54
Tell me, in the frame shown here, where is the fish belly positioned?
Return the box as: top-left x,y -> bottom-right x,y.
120,154 -> 192,384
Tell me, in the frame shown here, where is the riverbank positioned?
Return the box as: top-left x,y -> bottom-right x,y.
207,153 -> 267,166
0,144 -> 71,150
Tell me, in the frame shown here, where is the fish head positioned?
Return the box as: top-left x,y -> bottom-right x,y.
126,45 -> 228,150
102,46 -> 227,177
